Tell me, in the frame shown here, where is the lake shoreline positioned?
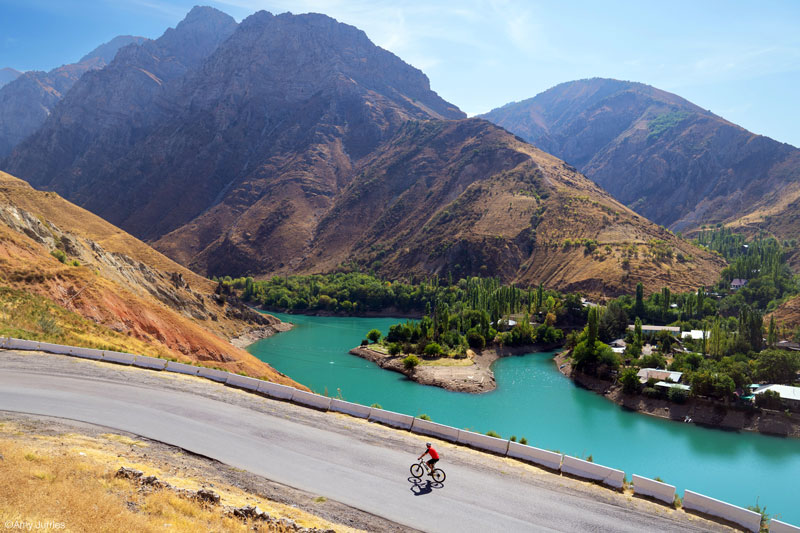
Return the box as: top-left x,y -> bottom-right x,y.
350,343 -> 561,394
553,351 -> 800,438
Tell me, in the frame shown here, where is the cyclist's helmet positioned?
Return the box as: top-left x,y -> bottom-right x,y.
426,443 -> 432,448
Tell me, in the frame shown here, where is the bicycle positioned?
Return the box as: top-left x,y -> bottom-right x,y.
410,458 -> 446,483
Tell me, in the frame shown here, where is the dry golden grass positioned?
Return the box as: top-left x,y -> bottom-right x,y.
0,424 -> 361,533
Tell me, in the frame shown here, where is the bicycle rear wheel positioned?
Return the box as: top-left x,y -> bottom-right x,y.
432,468 -> 446,483
410,463 -> 424,478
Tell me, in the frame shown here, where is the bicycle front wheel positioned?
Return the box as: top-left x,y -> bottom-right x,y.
432,468 -> 446,483
410,463 -> 424,478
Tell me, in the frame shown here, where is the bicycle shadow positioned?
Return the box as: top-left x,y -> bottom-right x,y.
408,476 -> 444,496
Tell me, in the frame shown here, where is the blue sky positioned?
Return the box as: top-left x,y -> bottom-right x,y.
2,0 -> 799,147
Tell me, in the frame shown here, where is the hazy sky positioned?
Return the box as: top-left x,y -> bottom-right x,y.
2,0 -> 799,147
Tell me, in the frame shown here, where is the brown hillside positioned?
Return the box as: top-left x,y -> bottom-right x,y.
298,119 -> 725,296
0,171 -> 300,386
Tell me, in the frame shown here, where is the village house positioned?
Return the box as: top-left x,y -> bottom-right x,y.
627,325 -> 680,336
730,278 -> 748,290
753,384 -> 800,409
637,368 -> 683,384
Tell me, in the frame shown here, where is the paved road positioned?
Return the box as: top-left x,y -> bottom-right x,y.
0,355 -> 723,532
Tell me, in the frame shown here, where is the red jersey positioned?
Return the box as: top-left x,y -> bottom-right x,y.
427,447 -> 439,460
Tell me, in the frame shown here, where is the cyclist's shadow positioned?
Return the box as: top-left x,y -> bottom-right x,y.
408,477 -> 443,496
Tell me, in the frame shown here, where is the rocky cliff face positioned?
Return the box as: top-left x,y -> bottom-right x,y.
482,78 -> 800,233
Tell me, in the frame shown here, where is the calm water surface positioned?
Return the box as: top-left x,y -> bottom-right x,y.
249,312 -> 799,524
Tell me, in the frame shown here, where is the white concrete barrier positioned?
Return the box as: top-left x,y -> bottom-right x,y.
410,418 -> 460,443
561,455 -> 625,489
368,408 -> 414,430
457,431 -> 510,455
291,390 -> 332,411
197,367 -> 230,383
132,355 -> 167,371
329,399 -> 372,419
631,474 -> 676,504
5,338 -> 40,351
101,350 -> 135,365
258,381 -> 295,400
225,374 -> 262,392
165,361 -> 200,375
507,441 -> 562,470
71,346 -> 103,360
0,337 -> 7,348
683,490 -> 762,532
771,519 -> 800,533
36,341 -> 73,355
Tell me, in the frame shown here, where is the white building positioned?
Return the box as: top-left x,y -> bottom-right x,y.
637,368 -> 683,384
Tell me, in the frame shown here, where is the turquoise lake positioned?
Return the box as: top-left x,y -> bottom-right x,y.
249,312 -> 800,525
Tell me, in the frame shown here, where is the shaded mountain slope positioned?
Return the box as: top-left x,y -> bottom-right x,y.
4,8 -> 463,268
0,35 -> 147,158
482,78 -> 800,233
0,171 -> 298,385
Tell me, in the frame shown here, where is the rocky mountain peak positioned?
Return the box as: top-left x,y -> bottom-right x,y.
156,5 -> 238,67
79,35 -> 149,64
0,68 -> 22,88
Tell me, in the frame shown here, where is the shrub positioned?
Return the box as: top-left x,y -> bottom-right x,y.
70,259 -> 80,267
418,414 -> 432,421
370,403 -> 382,409
423,342 -> 442,357
486,430 -> 501,438
388,342 -> 402,356
619,367 -> 640,394
667,387 -> 688,404
509,435 -> 517,442
643,386 -> 661,399
519,437 -> 528,445
466,329 -> 485,349
367,329 -> 382,343
403,354 -> 420,370
755,389 -> 782,410
360,339 -> 368,346
50,249 -> 67,263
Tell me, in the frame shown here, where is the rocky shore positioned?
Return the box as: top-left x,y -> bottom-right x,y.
230,322 -> 293,349
350,344 -> 559,394
553,351 -> 800,438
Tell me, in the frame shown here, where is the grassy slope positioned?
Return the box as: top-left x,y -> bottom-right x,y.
0,171 -> 301,386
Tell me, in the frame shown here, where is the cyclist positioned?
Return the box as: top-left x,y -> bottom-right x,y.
418,442 -> 439,475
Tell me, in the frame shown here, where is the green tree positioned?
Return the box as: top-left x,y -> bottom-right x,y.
587,307 -> 599,348
423,342 -> 442,357
755,350 -> 800,384
767,316 -> 777,348
620,367 -> 640,394
634,282 -> 645,319
403,354 -> 420,370
367,329 -> 382,343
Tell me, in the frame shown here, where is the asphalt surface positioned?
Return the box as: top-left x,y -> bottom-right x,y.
0,350 -> 728,532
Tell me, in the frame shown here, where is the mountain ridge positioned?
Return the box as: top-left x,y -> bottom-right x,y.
3,11 -> 722,297
481,78 -> 800,235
